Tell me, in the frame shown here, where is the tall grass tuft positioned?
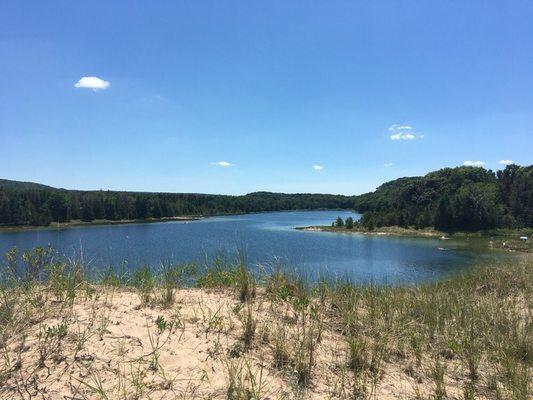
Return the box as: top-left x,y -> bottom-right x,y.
158,262 -> 196,307
131,266 -> 154,304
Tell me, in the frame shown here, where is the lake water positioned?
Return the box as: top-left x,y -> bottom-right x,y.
0,210 -> 495,284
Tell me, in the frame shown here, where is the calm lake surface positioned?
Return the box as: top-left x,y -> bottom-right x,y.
0,210 -> 496,284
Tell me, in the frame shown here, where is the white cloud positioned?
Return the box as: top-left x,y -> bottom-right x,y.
499,159 -> 514,165
74,76 -> 110,90
389,124 -> 417,140
463,160 -> 485,167
384,162 -> 394,167
313,165 -> 324,171
215,161 -> 233,167
390,133 -> 415,140
388,124 -> 412,131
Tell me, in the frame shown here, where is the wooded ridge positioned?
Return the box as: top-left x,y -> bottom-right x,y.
1,164 -> 531,231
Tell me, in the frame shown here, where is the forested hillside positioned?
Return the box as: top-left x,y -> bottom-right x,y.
0,182 -> 355,227
0,179 -> 54,191
354,165 -> 532,232
2,165 -> 531,230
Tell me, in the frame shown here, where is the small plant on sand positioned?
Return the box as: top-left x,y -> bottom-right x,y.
225,357 -> 265,400
236,262 -> 256,303
37,320 -> 68,367
432,354 -> 447,400
4,247 -> 19,284
292,311 -> 319,386
96,311 -> 110,341
459,306 -> 483,382
99,264 -> 128,287
463,383 -> 476,400
45,259 -> 85,305
197,256 -> 238,288
158,262 -> 196,307
272,322 -> 290,369
241,304 -> 256,349
144,315 -> 178,372
0,287 -> 15,332
129,363 -> 148,398
76,367 -> 109,400
132,266 -> 154,304
229,341 -> 244,358
197,256 -> 256,302
347,335 -> 367,374
74,321 -> 92,354
22,246 -> 54,284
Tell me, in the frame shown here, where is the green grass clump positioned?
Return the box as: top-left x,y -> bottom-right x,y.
131,266 -> 155,304
327,259 -> 532,399
196,257 -> 240,288
158,262 -> 196,307
196,256 -> 256,303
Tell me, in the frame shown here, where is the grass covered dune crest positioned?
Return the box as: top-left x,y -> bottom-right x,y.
0,247 -> 531,399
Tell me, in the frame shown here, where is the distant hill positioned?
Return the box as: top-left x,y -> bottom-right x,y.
2,165 -> 531,231
0,179 -> 56,191
353,165 -> 532,232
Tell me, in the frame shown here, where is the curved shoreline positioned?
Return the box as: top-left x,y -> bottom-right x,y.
295,225 -> 532,252
295,225 -> 444,237
0,209 -> 357,232
0,216 -> 202,232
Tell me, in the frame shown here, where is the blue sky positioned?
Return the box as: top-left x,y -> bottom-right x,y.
1,1 -> 532,195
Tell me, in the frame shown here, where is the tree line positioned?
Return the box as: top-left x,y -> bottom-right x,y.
333,216 -> 354,229
2,164 -> 531,232
353,165 -> 532,232
0,183 -> 356,227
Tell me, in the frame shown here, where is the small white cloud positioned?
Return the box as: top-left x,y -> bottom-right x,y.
390,133 -> 415,140
384,162 -> 394,167
74,76 -> 110,90
389,124 -> 418,140
388,124 -> 412,131
499,159 -> 514,165
313,165 -> 324,171
215,161 -> 233,167
463,160 -> 485,167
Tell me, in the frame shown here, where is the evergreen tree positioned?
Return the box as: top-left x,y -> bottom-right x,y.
81,205 -> 95,222
345,217 -> 354,229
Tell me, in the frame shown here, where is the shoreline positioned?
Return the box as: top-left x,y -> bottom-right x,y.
296,225 -> 532,252
0,216 -> 202,232
295,225 -> 445,237
0,208 -> 357,232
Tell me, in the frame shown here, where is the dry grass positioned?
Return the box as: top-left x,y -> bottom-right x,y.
0,247 -> 531,399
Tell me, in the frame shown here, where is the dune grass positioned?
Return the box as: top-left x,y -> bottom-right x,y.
0,246 -> 530,399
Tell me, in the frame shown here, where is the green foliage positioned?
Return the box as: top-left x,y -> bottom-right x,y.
21,246 -> 54,282
131,266 -> 154,304
347,336 -> 367,373
354,165 -> 533,232
155,315 -> 174,334
196,258 -> 239,288
241,305 -> 256,349
158,262 -> 196,307
345,217 -> 354,229
236,263 -> 256,303
45,322 -> 68,339
0,180 -> 355,227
